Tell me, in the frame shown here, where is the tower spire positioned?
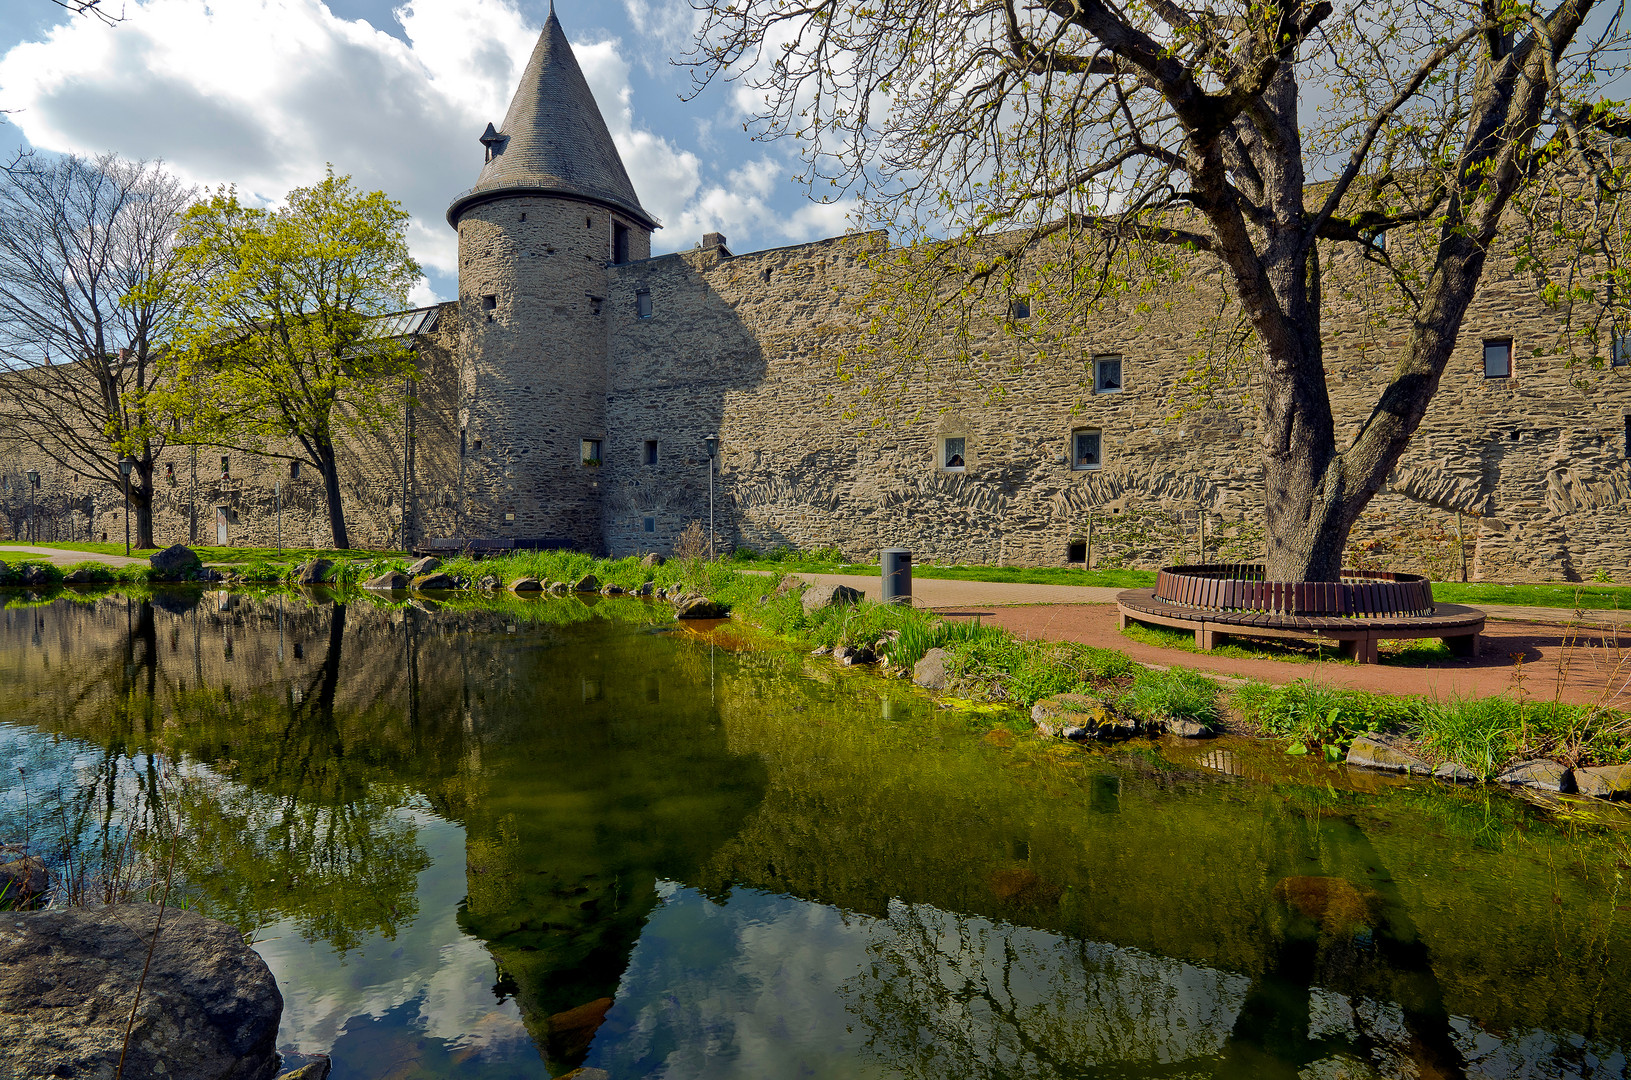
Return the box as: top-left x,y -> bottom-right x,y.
447,8 -> 657,229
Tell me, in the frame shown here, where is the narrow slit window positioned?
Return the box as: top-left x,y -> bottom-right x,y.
644,439 -> 658,465
289,460 -> 300,479
636,289 -> 653,318
1611,333 -> 1629,367
220,455 -> 230,477
581,438 -> 602,465
1483,339 -> 1512,378
613,222 -> 630,264
482,294 -> 497,322
942,437 -> 966,471
1095,356 -> 1123,393
1072,428 -> 1102,470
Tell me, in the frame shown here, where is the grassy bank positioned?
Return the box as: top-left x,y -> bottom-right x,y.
6,544 -> 1626,781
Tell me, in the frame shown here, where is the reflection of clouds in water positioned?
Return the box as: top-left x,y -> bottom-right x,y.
593,884 -> 1250,1079
254,813 -> 529,1059
596,884 -> 1631,1080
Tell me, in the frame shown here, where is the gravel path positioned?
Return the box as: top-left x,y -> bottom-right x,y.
0,544 -> 148,568
787,571 -> 1630,707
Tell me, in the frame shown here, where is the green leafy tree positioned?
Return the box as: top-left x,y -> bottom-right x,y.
166,169 -> 420,549
684,0 -> 1630,581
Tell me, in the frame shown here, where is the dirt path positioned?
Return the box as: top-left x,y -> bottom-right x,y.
0,545 -> 147,568
786,571 -> 1630,707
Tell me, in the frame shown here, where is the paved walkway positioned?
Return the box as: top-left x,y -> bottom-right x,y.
787,572 -> 1630,707
0,544 -> 148,568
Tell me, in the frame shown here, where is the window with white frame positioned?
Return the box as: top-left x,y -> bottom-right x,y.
942,437 -> 966,471
1072,428 -> 1103,470
1095,355 -> 1123,393
1483,339 -> 1512,378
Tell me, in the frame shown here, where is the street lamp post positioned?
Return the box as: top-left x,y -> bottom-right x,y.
118,456 -> 135,556
704,433 -> 718,559
26,470 -> 39,543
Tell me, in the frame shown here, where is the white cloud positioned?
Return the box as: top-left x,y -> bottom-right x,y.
0,0 -> 852,303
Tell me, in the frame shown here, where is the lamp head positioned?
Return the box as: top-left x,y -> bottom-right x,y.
26,470 -> 39,486
705,433 -> 719,458
118,456 -> 135,477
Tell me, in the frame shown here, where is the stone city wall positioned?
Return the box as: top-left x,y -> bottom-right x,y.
0,304 -> 464,552
603,229 -> 1631,581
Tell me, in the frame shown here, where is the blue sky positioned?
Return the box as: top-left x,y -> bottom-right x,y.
0,0 -> 854,303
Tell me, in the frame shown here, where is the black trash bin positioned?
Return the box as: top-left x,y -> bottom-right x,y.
881,548 -> 912,606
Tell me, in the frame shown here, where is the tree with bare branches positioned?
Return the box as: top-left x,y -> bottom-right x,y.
684,0 -> 1630,581
0,152 -> 191,549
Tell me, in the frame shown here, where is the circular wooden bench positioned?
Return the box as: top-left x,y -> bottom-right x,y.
1115,565 -> 1485,664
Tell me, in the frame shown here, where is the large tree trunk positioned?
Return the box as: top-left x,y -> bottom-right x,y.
317,444 -> 350,549
131,459 -> 156,550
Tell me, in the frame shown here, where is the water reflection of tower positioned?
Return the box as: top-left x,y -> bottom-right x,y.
449,616 -> 764,1074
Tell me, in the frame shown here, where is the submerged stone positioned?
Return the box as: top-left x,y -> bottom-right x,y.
674,595 -> 727,620
1498,758 -> 1577,793
362,570 -> 410,591
1433,760 -> 1481,783
1574,763 -> 1631,799
296,559 -> 333,586
1345,735 -> 1431,774
1032,694 -> 1133,740
412,572 -> 457,591
0,904 -> 282,1080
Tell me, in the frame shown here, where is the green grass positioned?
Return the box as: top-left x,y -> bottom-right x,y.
1231,679 -> 1631,772
1431,581 -> 1630,611
1118,668 -> 1224,728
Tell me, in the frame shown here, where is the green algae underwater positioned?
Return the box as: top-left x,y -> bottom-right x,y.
2,588 -> 1630,1079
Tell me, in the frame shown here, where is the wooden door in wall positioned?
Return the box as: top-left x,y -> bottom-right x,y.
216,506 -> 228,546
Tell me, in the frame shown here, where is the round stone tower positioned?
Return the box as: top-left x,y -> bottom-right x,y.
446,7 -> 658,551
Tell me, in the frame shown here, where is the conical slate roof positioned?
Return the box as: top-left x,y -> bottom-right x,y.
447,10 -> 658,229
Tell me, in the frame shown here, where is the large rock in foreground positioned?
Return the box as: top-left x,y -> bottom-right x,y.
0,903 -> 283,1080
149,544 -> 203,580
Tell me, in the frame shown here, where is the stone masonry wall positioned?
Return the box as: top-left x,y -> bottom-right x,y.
603,230 -> 1631,582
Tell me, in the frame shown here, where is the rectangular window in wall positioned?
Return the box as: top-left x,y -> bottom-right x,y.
942,437 -> 966,471
581,439 -> 602,465
1095,355 -> 1123,393
613,222 -> 630,265
1008,298 -> 1030,320
1483,339 -> 1512,378
643,516 -> 656,534
1072,428 -> 1102,470
1612,333 -> 1630,367
636,289 -> 653,318
644,439 -> 658,465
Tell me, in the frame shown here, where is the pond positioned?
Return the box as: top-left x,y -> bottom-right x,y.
2,590 -> 1630,1080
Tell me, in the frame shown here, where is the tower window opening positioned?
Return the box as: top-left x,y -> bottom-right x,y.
1611,332 -> 1629,367
289,460 -> 300,479
1072,428 -> 1103,470
220,455 -> 230,477
1009,298 -> 1030,320
1095,355 -> 1123,393
586,216 -> 593,229
520,212 -> 527,223
643,516 -> 656,534
613,222 -> 630,264
1484,339 -> 1512,378
644,439 -> 658,465
482,294 -> 497,322
943,437 -> 966,471
582,439 -> 602,465
636,289 -> 653,319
